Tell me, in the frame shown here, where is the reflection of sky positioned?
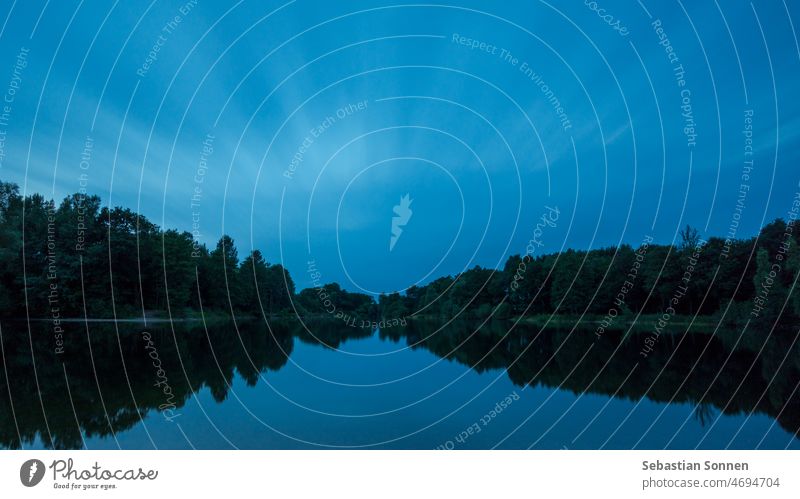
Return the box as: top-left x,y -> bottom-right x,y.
2,1 -> 799,292
28,332 -> 800,450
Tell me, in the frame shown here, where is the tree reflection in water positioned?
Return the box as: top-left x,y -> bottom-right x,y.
0,318 -> 797,449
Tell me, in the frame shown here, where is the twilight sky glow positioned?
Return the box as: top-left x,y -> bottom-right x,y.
1,0 -> 799,292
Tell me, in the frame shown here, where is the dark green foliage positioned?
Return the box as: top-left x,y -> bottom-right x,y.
384,219 -> 799,324
295,282 -> 374,317
0,180 -> 304,318
0,179 -> 798,325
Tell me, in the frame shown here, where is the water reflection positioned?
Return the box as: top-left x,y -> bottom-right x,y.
0,318 -> 797,449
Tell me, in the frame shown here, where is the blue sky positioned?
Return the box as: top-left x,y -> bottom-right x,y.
1,0 -> 799,293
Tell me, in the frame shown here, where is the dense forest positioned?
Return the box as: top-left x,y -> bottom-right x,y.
1,179 -> 798,325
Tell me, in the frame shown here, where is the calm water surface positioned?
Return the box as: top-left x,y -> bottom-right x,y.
2,319 -> 798,449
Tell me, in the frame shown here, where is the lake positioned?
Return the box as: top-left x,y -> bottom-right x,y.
1,318 -> 798,449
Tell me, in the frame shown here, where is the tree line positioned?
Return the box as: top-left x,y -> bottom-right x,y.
0,180 -> 294,318
382,217 -> 799,325
1,179 -> 798,324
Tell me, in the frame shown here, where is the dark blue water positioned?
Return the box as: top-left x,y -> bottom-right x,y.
3,319 -> 799,449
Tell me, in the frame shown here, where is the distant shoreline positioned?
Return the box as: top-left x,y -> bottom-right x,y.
12,313 -> 723,328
